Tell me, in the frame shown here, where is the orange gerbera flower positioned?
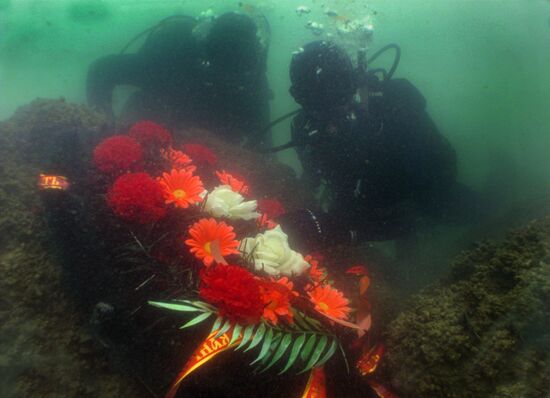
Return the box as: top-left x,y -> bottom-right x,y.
308,285 -> 351,321
305,254 -> 327,284
158,169 -> 204,208
215,170 -> 250,195
274,276 -> 299,297
161,146 -> 196,172
185,218 -> 239,266
258,280 -> 294,325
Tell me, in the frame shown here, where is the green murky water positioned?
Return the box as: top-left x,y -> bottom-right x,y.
1,1 -> 549,397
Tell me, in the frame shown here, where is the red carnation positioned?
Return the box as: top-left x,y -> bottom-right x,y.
128,120 -> 172,147
107,173 -> 166,224
199,264 -> 263,324
182,143 -> 217,166
93,135 -> 142,174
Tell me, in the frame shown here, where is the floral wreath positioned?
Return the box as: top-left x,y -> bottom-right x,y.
91,120 -> 393,398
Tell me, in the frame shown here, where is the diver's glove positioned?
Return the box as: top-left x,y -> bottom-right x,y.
277,209 -> 358,252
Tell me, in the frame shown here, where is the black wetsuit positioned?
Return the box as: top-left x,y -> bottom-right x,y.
87,14 -> 271,148
286,78 -> 470,248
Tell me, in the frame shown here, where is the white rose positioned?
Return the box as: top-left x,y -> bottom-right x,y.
241,225 -> 310,277
204,185 -> 260,220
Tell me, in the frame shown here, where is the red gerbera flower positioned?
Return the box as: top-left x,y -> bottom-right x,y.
107,172 -> 166,224
185,218 -> 239,266
157,169 -> 204,208
199,264 -> 263,324
258,279 -> 294,325
93,135 -> 142,174
128,120 -> 172,147
215,170 -> 250,195
182,143 -> 217,166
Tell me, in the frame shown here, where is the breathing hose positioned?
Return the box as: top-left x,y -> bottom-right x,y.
260,43 -> 402,154
366,43 -> 401,82
119,15 -> 196,54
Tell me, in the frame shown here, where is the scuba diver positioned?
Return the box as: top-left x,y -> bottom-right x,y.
276,40 -> 481,253
87,12 -> 272,149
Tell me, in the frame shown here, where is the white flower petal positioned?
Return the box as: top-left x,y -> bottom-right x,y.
239,225 -> 309,277
204,186 -> 259,220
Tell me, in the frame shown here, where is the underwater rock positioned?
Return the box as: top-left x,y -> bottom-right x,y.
0,100 -> 145,397
4,98 -> 108,179
382,218 -> 550,397
8,97 -> 107,137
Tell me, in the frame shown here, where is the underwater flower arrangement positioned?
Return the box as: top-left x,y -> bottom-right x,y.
91,120 -> 381,398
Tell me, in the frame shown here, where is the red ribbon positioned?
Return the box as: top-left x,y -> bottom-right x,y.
301,366 -> 327,398
165,328 -> 242,398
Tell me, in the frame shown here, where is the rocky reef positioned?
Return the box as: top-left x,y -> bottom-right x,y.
0,99 -> 144,397
383,217 -> 550,397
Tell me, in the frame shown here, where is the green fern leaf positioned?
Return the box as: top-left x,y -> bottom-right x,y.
235,324 -> 256,350
149,301 -> 204,312
250,327 -> 274,365
210,316 -> 224,334
179,312 -> 212,329
303,316 -> 323,331
260,333 -> 293,372
257,333 -> 282,368
215,319 -> 233,338
293,311 -> 313,330
299,335 -> 328,373
300,334 -> 318,361
314,338 -> 337,368
179,300 -> 216,312
294,311 -> 323,331
244,323 -> 266,352
278,333 -> 306,374
229,324 -> 243,346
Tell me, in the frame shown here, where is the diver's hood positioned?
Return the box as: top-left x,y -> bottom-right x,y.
198,12 -> 270,74
289,41 -> 356,111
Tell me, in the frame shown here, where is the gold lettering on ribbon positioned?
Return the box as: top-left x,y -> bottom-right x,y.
38,174 -> 70,191
195,332 -> 230,362
166,328 -> 242,398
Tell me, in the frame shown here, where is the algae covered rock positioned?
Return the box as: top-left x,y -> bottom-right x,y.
383,218 -> 550,397
0,99 -> 144,397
